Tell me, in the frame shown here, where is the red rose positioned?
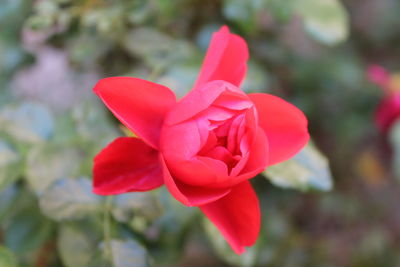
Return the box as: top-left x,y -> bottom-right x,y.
92,26 -> 309,254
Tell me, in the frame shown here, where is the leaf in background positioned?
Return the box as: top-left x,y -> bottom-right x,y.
0,42 -> 27,79
0,140 -> 21,192
112,192 -> 161,223
203,218 -> 258,267
155,187 -> 197,232
39,178 -> 102,221
0,246 -> 18,267
57,223 -> 96,267
25,144 -> 82,195
156,63 -> 199,98
123,27 -> 196,70
223,0 -> 258,33
5,209 -> 53,254
295,0 -> 349,45
71,101 -> 118,145
0,102 -> 54,143
149,187 -> 197,262
223,0 -> 297,32
0,185 -> 19,222
263,142 -> 333,191
241,61 -> 270,93
0,0 -> 32,43
389,120 -> 400,178
110,239 -> 148,267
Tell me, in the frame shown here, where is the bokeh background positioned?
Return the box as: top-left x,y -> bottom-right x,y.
1,0 -> 400,266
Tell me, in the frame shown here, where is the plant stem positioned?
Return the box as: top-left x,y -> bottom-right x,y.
103,195 -> 114,263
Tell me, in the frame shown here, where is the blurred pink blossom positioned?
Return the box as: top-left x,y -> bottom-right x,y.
368,65 -> 400,133
12,47 -> 99,111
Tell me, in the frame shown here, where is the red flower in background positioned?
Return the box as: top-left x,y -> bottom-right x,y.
92,26 -> 309,254
368,65 -> 400,133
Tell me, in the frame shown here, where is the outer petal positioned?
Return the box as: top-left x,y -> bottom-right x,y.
160,155 -> 231,206
93,137 -> 163,195
93,77 -> 176,149
194,26 -> 248,89
248,93 -> 309,165
165,80 -> 244,126
200,181 -> 260,254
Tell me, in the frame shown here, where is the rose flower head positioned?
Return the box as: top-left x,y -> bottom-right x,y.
92,26 -> 309,254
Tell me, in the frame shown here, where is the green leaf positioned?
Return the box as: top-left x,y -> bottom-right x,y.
0,102 -> 54,143
241,61 -> 270,93
263,142 -> 333,192
0,140 -> 21,192
295,0 -> 349,45
71,101 -> 118,144
0,246 -> 18,267
223,0 -> 259,33
0,42 -> 26,75
5,209 -> 53,254
203,218 -> 258,267
0,0 -> 32,39
0,185 -> 19,222
156,63 -> 199,98
39,178 -> 102,221
123,27 -> 196,69
25,144 -> 82,195
112,192 -> 161,223
156,187 -> 197,231
57,224 -> 96,267
389,120 -> 400,178
149,188 -> 197,262
110,239 -> 148,267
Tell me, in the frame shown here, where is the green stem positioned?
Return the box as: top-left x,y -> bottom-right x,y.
103,196 -> 114,263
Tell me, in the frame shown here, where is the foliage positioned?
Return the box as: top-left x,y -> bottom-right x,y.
1,0 -> 400,266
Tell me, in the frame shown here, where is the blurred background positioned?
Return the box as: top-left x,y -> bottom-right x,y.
1,0 -> 400,266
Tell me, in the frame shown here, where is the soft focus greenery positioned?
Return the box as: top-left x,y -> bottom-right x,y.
1,0 -> 400,266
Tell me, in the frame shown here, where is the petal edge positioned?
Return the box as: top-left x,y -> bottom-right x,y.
248,93 -> 309,165
94,77 -> 176,149
200,181 -> 260,254
194,26 -> 249,89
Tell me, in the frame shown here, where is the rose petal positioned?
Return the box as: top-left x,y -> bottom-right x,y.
212,127 -> 268,187
213,92 -> 253,110
239,126 -> 269,175
194,26 -> 248,88
249,93 -> 309,165
161,120 -> 203,160
227,114 -> 244,153
200,181 -> 260,254
165,80 -> 244,125
93,77 -> 176,149
93,137 -> 163,195
197,106 -> 236,122
161,156 -> 231,206
164,154 -> 227,186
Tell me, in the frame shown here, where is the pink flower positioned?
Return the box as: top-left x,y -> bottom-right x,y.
92,26 -> 309,254
368,65 -> 400,133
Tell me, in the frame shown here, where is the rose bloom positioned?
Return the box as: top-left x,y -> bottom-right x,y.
368,65 -> 400,133
93,26 -> 309,254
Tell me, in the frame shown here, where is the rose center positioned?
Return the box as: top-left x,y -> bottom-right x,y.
198,113 -> 246,174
